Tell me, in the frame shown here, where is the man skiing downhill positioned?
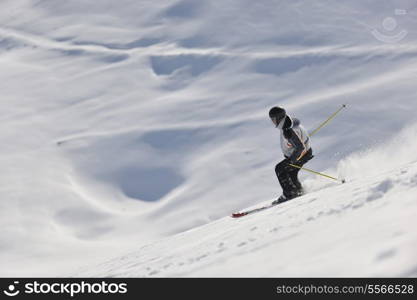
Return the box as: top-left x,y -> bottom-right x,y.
269,106 -> 313,204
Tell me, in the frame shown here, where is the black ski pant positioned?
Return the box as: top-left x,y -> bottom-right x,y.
275,148 -> 313,198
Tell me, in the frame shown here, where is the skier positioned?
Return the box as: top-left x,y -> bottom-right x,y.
269,106 -> 313,204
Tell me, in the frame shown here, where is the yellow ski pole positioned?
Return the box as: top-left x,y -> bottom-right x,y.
289,164 -> 346,184
309,104 -> 347,137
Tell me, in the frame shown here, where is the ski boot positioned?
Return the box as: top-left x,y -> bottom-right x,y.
272,194 -> 294,205
272,188 -> 305,205
295,188 -> 305,197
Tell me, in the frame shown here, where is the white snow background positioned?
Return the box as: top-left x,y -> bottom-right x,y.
0,0 -> 417,277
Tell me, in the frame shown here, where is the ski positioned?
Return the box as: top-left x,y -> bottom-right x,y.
231,202 -> 281,218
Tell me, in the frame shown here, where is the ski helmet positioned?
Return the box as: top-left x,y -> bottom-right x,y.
269,106 -> 286,126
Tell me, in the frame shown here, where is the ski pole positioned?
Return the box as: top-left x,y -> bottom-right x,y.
309,104 -> 347,137
289,164 -> 346,184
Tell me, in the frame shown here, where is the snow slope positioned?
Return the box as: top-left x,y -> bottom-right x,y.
1,0 -> 417,276
79,160 -> 417,277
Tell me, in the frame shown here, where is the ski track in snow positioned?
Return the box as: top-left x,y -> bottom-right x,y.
2,25 -> 417,61
1,0 -> 417,277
